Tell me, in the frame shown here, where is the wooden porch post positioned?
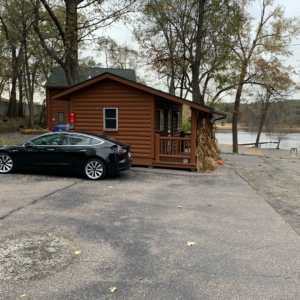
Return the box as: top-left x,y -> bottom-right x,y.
155,134 -> 160,163
190,108 -> 197,165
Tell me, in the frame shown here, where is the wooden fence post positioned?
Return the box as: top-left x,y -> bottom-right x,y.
155,134 -> 160,162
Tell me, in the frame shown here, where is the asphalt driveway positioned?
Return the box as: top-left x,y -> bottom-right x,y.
1,157 -> 300,299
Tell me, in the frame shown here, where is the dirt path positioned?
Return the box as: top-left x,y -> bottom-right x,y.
234,155 -> 300,234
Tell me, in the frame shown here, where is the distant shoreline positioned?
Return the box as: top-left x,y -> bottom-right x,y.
216,123 -> 300,133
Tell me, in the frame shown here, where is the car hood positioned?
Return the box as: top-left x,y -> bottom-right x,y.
0,144 -> 22,150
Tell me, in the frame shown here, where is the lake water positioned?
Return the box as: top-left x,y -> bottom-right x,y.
216,129 -> 300,150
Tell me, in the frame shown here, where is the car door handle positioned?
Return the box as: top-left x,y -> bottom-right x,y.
79,149 -> 87,152
12,150 -> 18,152
47,149 -> 55,151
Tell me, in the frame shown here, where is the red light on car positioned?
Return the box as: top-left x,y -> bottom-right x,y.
117,149 -> 127,155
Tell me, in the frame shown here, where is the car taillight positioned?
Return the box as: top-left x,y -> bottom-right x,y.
117,149 -> 127,155
52,127 -> 55,131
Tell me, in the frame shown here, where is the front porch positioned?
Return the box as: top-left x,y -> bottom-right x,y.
153,108 -> 198,170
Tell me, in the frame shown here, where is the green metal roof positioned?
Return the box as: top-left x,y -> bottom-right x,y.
45,66 -> 136,87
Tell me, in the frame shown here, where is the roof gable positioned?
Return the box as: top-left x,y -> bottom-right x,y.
45,66 -> 136,87
51,72 -> 226,116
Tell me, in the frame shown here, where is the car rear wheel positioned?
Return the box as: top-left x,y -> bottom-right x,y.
83,159 -> 106,180
0,153 -> 14,174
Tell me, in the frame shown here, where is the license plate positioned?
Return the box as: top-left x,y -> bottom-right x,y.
128,152 -> 131,157
59,129 -> 62,131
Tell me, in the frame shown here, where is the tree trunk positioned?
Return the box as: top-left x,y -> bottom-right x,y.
64,0 -> 79,86
38,98 -> 46,125
7,47 -> 18,118
18,72 -> 24,117
192,0 -> 206,105
29,101 -> 34,128
255,109 -> 267,147
232,64 -> 247,153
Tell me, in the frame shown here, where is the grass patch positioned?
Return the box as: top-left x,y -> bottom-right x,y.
0,140 -> 19,146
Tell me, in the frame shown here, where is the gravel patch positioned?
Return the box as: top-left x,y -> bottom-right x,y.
0,235 -> 76,281
0,132 -> 40,144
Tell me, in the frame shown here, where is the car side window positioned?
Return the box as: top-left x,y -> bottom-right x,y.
31,134 -> 61,146
90,138 -> 103,145
63,134 -> 91,146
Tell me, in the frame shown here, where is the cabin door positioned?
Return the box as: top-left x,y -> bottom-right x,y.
167,109 -> 173,152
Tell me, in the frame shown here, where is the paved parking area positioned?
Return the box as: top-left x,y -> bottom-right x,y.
1,157 -> 300,299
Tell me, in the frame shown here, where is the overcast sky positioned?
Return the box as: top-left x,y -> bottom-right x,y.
80,0 -> 300,101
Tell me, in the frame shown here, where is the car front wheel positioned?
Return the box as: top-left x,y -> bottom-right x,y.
0,153 -> 14,174
83,159 -> 106,180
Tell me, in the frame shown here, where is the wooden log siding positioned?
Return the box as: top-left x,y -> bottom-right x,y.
71,80 -> 153,159
48,88 -> 68,129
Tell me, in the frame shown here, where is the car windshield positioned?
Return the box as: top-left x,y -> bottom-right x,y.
56,124 -> 69,127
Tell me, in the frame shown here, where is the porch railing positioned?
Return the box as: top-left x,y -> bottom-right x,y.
155,134 -> 193,164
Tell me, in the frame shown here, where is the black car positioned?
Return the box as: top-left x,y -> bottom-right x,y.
0,131 -> 132,180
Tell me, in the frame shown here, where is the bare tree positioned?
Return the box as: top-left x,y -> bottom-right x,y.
266,101 -> 294,149
226,0 -> 300,153
33,0 -> 139,87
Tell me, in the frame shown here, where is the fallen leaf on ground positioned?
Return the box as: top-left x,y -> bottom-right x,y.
19,295 -> 26,298
74,251 -> 81,255
109,287 -> 117,293
177,206 -> 182,208
277,197 -> 281,200
47,233 -> 52,236
107,186 -> 113,188
187,241 -> 196,246
136,277 -> 144,284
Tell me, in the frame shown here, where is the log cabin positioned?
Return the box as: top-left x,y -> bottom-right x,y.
45,67 -> 226,170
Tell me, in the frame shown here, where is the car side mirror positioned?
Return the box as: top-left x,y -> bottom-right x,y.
25,141 -> 34,147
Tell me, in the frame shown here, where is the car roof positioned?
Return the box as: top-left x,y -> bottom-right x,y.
65,131 -> 129,147
30,131 -> 129,147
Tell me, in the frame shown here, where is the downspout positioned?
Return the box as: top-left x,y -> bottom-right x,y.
213,114 -> 226,124
210,108 -> 227,124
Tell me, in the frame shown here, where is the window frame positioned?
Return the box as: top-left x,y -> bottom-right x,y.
58,112 -> 65,122
157,109 -> 164,131
25,133 -> 104,147
61,133 -> 105,146
103,107 -> 118,130
30,134 -> 62,146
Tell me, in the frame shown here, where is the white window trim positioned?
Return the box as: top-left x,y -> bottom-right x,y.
158,109 -> 164,131
103,107 -> 118,130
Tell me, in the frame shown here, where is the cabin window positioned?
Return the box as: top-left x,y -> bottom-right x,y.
104,107 -> 118,130
158,109 -> 164,130
58,112 -> 64,122
175,112 -> 180,129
